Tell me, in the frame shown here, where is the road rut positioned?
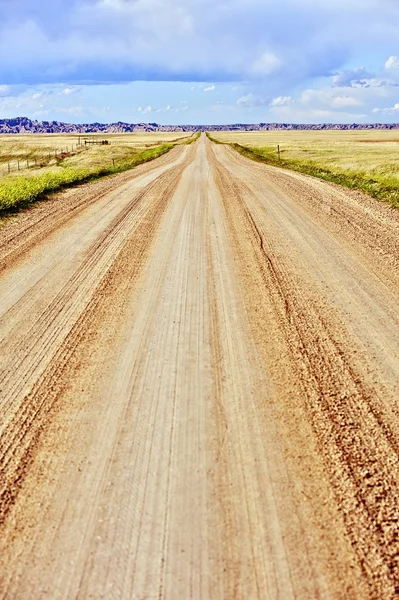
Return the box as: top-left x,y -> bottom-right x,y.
0,135 -> 398,599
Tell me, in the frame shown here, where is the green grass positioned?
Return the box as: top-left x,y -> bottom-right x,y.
208,132 -> 399,209
0,143 -> 173,215
184,132 -> 201,145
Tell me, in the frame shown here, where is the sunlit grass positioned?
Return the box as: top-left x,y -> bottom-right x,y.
0,131 -> 192,177
210,131 -> 399,208
0,143 -> 173,214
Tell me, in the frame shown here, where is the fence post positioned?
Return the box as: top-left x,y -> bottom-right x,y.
277,144 -> 281,160
18,161 -> 20,171
8,162 -> 10,174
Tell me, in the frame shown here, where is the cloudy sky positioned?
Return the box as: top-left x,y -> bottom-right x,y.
1,0 -> 399,124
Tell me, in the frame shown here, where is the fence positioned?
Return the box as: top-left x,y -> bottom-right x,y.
0,143 -> 87,177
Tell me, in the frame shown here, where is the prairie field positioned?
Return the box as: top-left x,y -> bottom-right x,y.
0,132 -> 192,214
0,132 -> 190,176
212,130 -> 399,207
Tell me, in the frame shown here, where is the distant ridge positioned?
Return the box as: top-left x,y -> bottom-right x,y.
1,117 -> 399,134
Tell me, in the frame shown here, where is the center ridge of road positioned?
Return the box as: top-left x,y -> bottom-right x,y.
0,134 -> 398,599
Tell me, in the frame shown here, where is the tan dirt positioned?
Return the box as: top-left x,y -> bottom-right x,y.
0,134 -> 398,599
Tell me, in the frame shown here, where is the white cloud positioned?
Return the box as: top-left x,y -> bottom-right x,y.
137,105 -> 152,114
156,104 -> 188,113
299,87 -> 365,109
52,106 -> 85,116
1,3 -> 399,123
0,85 -> 10,97
236,93 -> 265,108
330,95 -> 360,107
263,77 -> 392,122
155,105 -> 172,113
269,96 -> 293,107
332,68 -> 371,87
138,102 -> 188,115
31,92 -> 47,100
385,56 -> 399,70
60,87 -> 80,95
372,102 -> 399,114
250,52 -> 282,77
5,0 -> 398,88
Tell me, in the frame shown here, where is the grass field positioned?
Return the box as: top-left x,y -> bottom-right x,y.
0,132 -> 191,176
0,132 -> 193,215
211,130 -> 399,208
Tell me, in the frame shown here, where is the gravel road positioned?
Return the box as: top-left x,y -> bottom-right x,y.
0,134 -> 398,599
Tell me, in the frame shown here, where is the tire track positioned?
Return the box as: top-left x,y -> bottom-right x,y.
0,154 -> 191,529
0,144 -> 185,274
206,175 -> 298,599
1,133 -> 398,599
70,139 -> 213,600
210,141 -> 399,599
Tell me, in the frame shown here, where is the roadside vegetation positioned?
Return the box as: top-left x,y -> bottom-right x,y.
184,132 -> 201,145
209,131 -> 399,208
0,131 -> 194,215
0,145 -> 174,214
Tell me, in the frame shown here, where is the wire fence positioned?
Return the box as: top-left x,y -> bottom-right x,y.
0,143 -> 87,177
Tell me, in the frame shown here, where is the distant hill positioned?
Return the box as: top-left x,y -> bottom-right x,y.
1,117 -> 399,134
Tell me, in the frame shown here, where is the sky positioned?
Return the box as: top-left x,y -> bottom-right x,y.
1,0 -> 399,124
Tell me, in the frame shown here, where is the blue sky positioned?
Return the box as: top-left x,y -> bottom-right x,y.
1,0 -> 399,124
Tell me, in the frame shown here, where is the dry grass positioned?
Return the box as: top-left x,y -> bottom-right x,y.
212,130 -> 399,208
0,131 -> 194,215
0,132 -> 191,177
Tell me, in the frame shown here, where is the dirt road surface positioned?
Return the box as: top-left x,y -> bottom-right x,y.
0,134 -> 399,599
